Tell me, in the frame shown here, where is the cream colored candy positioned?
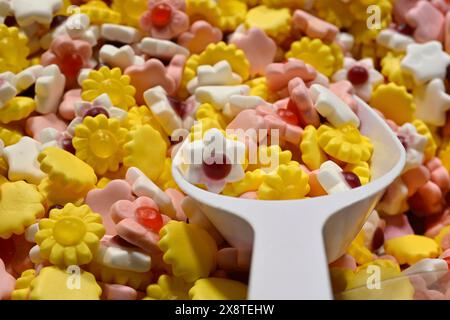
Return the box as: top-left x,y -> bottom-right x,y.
95,241 -> 151,273
316,161 -> 351,195
126,167 -> 176,218
414,78 -> 450,126
223,95 -> 267,119
310,84 -> 360,128
99,44 -> 144,70
35,64 -> 66,114
101,24 -> 142,44
376,177 -> 409,216
11,0 -> 62,27
377,29 -> 414,53
188,61 -> 242,94
195,85 -> 250,110
139,37 -> 189,60
25,223 -> 39,243
0,72 -> 17,109
15,65 -> 44,92
143,86 -> 183,136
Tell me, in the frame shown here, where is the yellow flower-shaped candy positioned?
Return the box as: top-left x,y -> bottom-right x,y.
0,25 -> 29,73
189,278 -> 248,300
123,124 -> 167,181
345,161 -> 371,185
38,178 -> 86,207
196,103 -> 228,128
245,5 -> 291,42
159,221 -> 218,283
218,0 -> 248,32
35,203 -> 105,267
86,260 -> 152,290
39,147 -> 97,193
413,119 -> 437,161
187,0 -> 221,27
286,37 -> 338,77
182,42 -> 250,98
145,275 -> 193,300
222,169 -> 264,197
0,181 -> 45,239
80,0 -> 122,24
317,124 -> 373,164
314,0 -> 353,29
0,97 -> 35,124
384,235 -> 440,265
339,259 -> 414,300
11,269 -> 36,300
73,115 -> 128,175
346,231 -> 374,265
28,266 -> 102,300
82,66 -> 136,111
156,158 -> 180,191
258,163 -> 310,200
246,145 -> 292,173
0,124 -> 23,146
245,77 -> 276,102
262,0 -> 306,9
112,0 -> 147,28
370,83 -> 416,125
300,125 -> 328,171
125,106 -> 168,144
381,52 -> 415,90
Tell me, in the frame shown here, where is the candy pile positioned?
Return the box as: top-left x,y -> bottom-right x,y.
0,0 -> 448,301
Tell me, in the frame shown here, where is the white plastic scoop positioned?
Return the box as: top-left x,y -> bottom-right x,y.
172,98 -> 406,299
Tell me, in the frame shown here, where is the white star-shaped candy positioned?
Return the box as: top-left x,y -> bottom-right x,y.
143,86 -> 183,136
139,37 -> 189,60
401,41 -> 450,85
195,85 -> 250,110
309,84 -> 360,128
397,123 -> 428,171
66,93 -> 127,135
35,64 -> 66,114
3,136 -> 46,184
223,95 -> 268,119
376,29 -> 414,53
376,177 -> 409,216
0,72 -> 17,109
15,65 -> 44,92
11,0 -> 63,27
414,78 -> 450,126
176,128 -> 246,193
188,61 -> 242,94
101,23 -> 142,44
125,167 -> 176,218
99,44 -> 144,71
316,161 -> 351,195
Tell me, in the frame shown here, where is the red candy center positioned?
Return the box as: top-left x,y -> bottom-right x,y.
61,137 -> 76,154
83,107 -> 109,119
342,172 -> 362,189
347,66 -> 369,86
135,206 -> 163,232
60,53 -> 84,78
202,153 -> 232,180
277,108 -> 299,126
151,3 -> 172,28
395,23 -> 415,36
0,237 -> 15,265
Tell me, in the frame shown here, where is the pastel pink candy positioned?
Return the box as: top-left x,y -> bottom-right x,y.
409,181 -> 444,216
100,283 -> 138,300
165,54 -> 186,91
402,165 -> 430,196
288,77 -> 320,127
85,180 -> 135,235
265,59 -> 317,92
406,0 -> 445,42
230,27 -> 276,76
177,21 -> 222,54
0,259 -> 15,300
433,0 -> 450,13
239,191 -> 258,199
25,113 -> 67,139
445,11 -> 450,53
125,58 -> 177,105
217,248 -> 251,272
329,80 -> 358,113
58,89 -> 82,120
292,10 -> 339,42
110,197 -> 171,254
394,0 -> 419,23
227,109 -> 266,132
165,188 -> 186,221
328,254 -> 357,271
426,157 -> 450,192
384,214 -> 414,241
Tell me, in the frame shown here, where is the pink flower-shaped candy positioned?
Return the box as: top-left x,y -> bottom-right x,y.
41,36 -> 93,88
0,259 -> 15,300
178,20 -> 222,54
58,89 -> 82,121
265,58 -> 317,93
332,57 -> 383,102
140,0 -> 189,40
110,197 -> 171,254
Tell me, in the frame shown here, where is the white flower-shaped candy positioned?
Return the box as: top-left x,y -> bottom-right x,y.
332,57 -> 383,101
0,72 -> 17,109
99,44 -> 144,70
176,128 -> 246,193
139,37 -> 189,60
188,61 -> 242,94
414,78 -> 450,127
66,93 -> 127,136
35,64 -> 66,114
376,29 -> 414,53
377,177 -> 409,216
398,123 -> 428,171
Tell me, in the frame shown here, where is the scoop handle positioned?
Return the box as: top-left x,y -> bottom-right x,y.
246,209 -> 333,300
